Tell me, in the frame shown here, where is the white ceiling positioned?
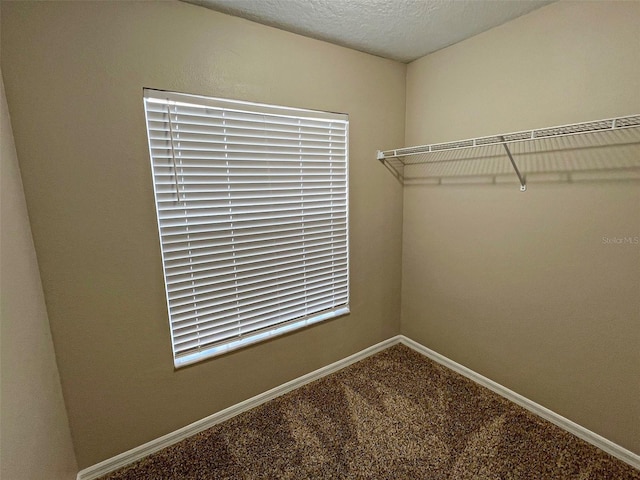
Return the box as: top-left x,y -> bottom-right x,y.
184,0 -> 554,63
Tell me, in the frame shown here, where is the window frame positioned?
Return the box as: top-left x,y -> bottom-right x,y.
143,89 -> 350,367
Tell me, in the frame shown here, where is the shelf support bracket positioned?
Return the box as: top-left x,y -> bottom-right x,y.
499,137 -> 526,192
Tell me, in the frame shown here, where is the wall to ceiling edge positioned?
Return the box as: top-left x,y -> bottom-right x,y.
403,0 -> 640,454
0,1 -> 405,468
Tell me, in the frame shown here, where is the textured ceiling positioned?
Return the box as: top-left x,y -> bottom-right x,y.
184,0 -> 554,63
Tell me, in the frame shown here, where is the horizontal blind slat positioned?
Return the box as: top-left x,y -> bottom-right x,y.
163,226 -> 347,259
173,293 -> 349,350
164,244 -> 348,280
167,261 -> 348,305
160,218 -> 347,245
170,281 -> 348,326
163,239 -> 348,275
158,207 -> 348,230
163,229 -> 346,262
168,265 -> 347,310
163,251 -> 349,294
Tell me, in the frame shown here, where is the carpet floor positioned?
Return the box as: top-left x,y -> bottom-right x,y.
101,344 -> 639,479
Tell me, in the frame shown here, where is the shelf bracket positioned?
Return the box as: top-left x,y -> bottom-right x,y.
499,137 -> 526,192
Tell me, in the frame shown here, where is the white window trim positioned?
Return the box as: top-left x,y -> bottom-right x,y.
143,89 -> 350,367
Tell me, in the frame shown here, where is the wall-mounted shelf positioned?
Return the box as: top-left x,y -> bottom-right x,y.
377,114 -> 640,190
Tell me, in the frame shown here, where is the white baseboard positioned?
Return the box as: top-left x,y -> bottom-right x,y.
78,334 -> 639,478
398,335 -> 640,470
76,336 -> 401,480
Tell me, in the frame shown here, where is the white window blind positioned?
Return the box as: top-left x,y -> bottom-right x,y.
143,89 -> 349,368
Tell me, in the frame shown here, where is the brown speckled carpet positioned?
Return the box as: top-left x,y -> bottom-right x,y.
101,345 -> 639,479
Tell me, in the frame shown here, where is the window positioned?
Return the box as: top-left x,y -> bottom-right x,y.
143,89 -> 349,367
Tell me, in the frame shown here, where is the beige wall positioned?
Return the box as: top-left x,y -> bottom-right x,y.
1,69 -> 78,478
1,1 -> 405,468
403,0 -> 640,454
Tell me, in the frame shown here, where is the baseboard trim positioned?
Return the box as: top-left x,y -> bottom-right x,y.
398,335 -> 640,470
78,334 -> 639,478
76,335 -> 402,480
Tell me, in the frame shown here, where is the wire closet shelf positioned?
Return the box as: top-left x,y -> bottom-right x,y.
377,114 -> 640,191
